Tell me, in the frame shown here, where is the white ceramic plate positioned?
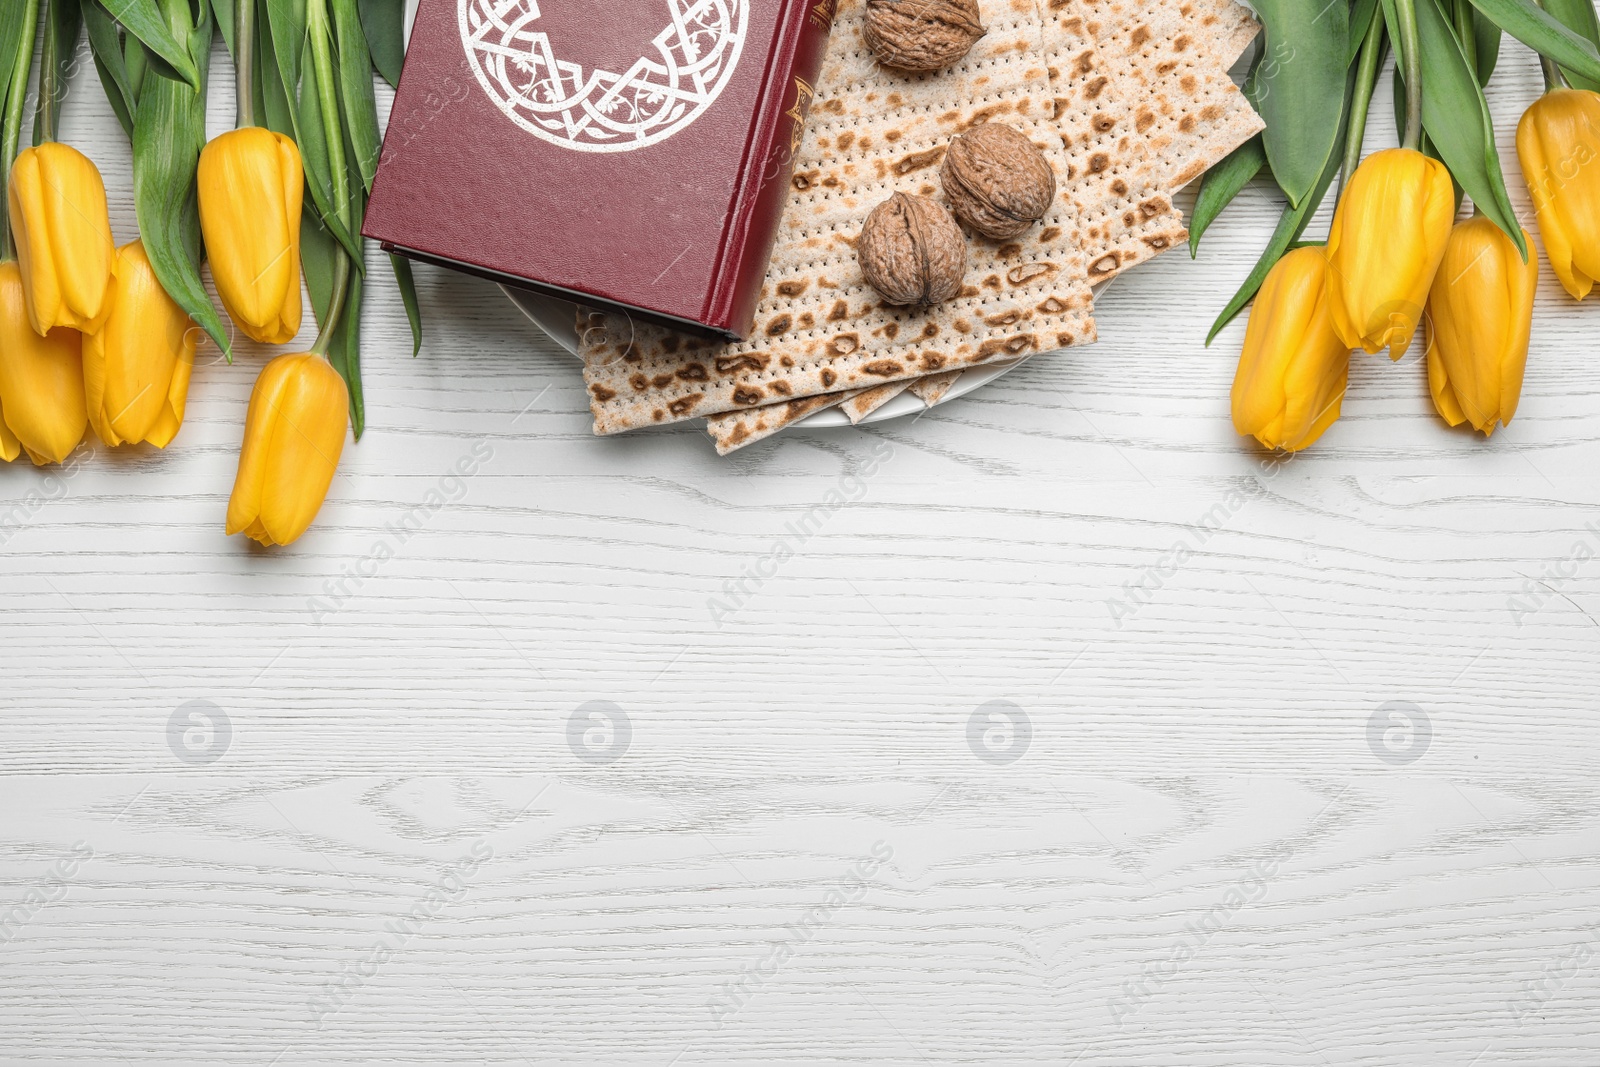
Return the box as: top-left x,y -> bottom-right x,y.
404,0 -> 1034,427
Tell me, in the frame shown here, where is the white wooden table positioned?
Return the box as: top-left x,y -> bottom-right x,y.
2,34 -> 1599,1066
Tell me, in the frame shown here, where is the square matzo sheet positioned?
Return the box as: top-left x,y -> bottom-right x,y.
1080,0 -> 1265,189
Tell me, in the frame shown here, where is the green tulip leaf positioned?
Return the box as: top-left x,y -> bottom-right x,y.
289,12 -> 364,263
125,29 -> 147,98
133,1 -> 231,359
1541,0 -> 1600,90
301,180 -> 369,435
263,0 -> 304,91
1473,7 -> 1502,82
1347,0 -> 1382,65
300,189 -> 340,323
96,0 -> 201,90
263,0 -> 357,256
256,8 -> 294,135
299,230 -> 364,438
332,0 -> 381,192
358,0 -> 404,87
1207,68 -> 1354,344
1405,0 -> 1527,258
389,252 -> 420,356
81,0 -> 136,137
337,116 -> 371,423
1205,147 -> 1342,344
90,51 -> 136,135
1248,0 -> 1347,208
211,0 -> 235,57
329,252 -> 365,437
1190,135 -> 1266,258
1465,0 -> 1600,86
1444,0 -> 1497,81
0,4 -> 28,120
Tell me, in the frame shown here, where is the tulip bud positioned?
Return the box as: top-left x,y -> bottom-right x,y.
1423,217 -> 1538,436
1325,147 -> 1456,359
82,241 -> 198,449
226,353 -> 348,547
1516,88 -> 1600,301
1231,246 -> 1351,452
6,143 -> 115,335
0,261 -> 88,465
197,128 -> 304,345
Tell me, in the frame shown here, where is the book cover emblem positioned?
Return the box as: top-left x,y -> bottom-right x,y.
458,0 -> 749,153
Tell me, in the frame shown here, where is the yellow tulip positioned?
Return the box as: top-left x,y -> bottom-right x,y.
197,128 -> 304,345
0,410 -> 19,463
1516,88 -> 1600,300
1325,147 -> 1456,359
0,260 -> 87,465
82,241 -> 197,449
1423,217 -> 1538,436
7,142 -> 115,335
226,352 -> 348,547
1231,246 -> 1351,452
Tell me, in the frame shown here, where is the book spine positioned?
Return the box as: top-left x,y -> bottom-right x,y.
707,0 -> 836,340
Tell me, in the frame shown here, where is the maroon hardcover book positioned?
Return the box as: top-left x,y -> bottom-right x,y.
364,0 -> 836,341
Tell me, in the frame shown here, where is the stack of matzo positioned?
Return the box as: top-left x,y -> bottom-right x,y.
577,0 -> 1264,454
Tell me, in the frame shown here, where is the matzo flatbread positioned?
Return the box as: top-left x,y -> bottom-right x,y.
908,370 -> 964,408
1193,0 -> 1261,66
1079,0 -> 1265,189
1044,0 -> 1189,283
842,380 -> 913,424
580,0 -> 1096,436
705,388 -> 867,455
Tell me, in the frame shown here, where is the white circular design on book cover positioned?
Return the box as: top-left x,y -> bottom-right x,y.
458,0 -> 748,153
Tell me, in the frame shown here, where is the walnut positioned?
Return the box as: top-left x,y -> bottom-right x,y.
941,123 -> 1057,240
864,0 -> 987,73
857,192 -> 968,307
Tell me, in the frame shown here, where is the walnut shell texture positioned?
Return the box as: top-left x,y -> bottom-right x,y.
857,193 -> 968,307
941,123 -> 1058,240
863,0 -> 987,73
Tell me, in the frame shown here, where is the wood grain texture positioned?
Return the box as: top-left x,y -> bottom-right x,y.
2,37 -> 1600,1066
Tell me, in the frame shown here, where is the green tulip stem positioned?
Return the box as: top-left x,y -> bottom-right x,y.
306,0 -> 354,356
311,250 -> 351,357
1342,14 -> 1386,190
1393,0 -> 1424,150
0,0 -> 41,261
1540,50 -> 1570,91
1529,0 -> 1570,91
39,0 -> 59,143
307,0 -> 352,235
236,0 -> 257,128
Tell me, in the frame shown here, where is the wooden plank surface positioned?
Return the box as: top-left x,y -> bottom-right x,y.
2,34 -> 1599,1066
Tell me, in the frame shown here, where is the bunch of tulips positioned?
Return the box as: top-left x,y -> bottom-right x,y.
1203,0 -> 1600,451
0,0 -> 403,546
0,130 -> 344,546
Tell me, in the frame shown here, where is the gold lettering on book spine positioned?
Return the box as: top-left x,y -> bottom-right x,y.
810,0 -> 837,29
786,77 -> 815,154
